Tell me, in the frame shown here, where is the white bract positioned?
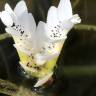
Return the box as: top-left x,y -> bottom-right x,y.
34,72 -> 53,87
0,1 -> 37,54
45,0 -> 81,42
34,0 -> 81,65
0,0 -> 81,87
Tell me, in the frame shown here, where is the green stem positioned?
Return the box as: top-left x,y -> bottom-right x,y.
0,33 -> 11,41
74,24 -> 96,31
64,65 -> 96,76
0,79 -> 43,96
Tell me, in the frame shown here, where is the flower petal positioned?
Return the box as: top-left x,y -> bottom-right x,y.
14,0 -> 28,17
34,53 -> 46,65
13,44 -> 33,55
35,52 -> 59,66
36,21 -> 47,51
5,3 -> 16,22
28,13 -> 36,36
0,11 -> 13,27
57,0 -> 73,21
16,12 -> 36,38
34,72 -> 53,87
47,6 -> 58,27
5,26 -> 26,37
70,14 -> 81,24
45,23 -> 67,42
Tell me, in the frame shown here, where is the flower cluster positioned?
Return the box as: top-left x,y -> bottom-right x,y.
0,0 -> 81,87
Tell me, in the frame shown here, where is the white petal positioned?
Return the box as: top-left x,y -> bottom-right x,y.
35,52 -> 59,66
16,12 -> 36,38
41,53 -> 59,61
5,26 -> 24,37
70,14 -> 81,24
28,13 -> 36,35
45,23 -> 67,42
61,20 -> 74,31
14,0 -> 28,17
6,24 -> 31,38
47,6 -> 58,27
16,12 -> 37,51
5,3 -> 13,14
13,44 -> 33,55
34,72 -> 53,87
6,26 -> 37,54
5,3 -> 16,22
36,21 -> 46,39
42,42 -> 56,53
34,53 -> 46,65
19,62 -> 37,73
57,0 -> 73,21
36,21 -> 47,50
0,11 -> 13,27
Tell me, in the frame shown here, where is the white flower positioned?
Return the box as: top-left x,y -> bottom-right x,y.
0,0 -> 81,87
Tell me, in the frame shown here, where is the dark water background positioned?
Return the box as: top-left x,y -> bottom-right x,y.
0,0 -> 96,96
